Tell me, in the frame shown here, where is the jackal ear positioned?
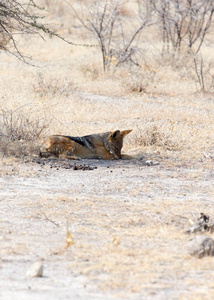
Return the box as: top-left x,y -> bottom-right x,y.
120,129 -> 132,138
110,130 -> 120,140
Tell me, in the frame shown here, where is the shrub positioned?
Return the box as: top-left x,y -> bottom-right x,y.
0,105 -> 50,141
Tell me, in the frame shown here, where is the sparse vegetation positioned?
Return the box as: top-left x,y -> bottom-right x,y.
67,0 -> 214,93
71,0 -> 152,72
152,0 -> 214,56
0,105 -> 50,141
0,104 -> 50,157
32,72 -> 74,97
190,54 -> 214,92
133,123 -> 179,151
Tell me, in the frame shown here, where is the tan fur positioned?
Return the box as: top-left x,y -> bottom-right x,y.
40,130 -> 132,160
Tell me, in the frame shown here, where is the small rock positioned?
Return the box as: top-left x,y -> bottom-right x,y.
27,262 -> 43,277
187,235 -> 214,258
145,160 -> 153,166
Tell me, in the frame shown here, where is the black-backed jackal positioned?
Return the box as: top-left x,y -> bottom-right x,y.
40,130 -> 132,160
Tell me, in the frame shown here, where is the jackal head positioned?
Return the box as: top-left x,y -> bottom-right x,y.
105,129 -> 132,159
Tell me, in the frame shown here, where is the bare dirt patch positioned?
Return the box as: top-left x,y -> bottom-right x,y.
1,156 -> 214,300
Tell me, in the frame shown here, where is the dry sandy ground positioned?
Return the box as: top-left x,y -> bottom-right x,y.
1,154 -> 214,300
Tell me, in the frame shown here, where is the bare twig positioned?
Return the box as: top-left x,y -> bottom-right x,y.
0,0 -> 97,63
39,209 -> 60,227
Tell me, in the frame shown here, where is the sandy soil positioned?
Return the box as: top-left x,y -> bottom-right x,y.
1,155 -> 214,300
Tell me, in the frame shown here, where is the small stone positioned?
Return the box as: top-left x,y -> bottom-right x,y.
187,235 -> 214,258
27,262 -> 43,277
145,160 -> 153,166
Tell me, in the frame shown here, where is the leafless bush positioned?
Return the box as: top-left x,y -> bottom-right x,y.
0,105 -> 51,141
152,0 -> 214,56
185,54 -> 214,92
71,0 -> 152,72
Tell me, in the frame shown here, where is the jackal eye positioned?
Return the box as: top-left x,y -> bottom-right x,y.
115,146 -> 121,152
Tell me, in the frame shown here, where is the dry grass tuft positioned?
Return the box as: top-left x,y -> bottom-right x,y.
32,72 -> 74,98
0,105 -> 50,141
133,123 -> 179,150
65,218 -> 75,249
0,138 -> 40,158
0,104 -> 50,158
